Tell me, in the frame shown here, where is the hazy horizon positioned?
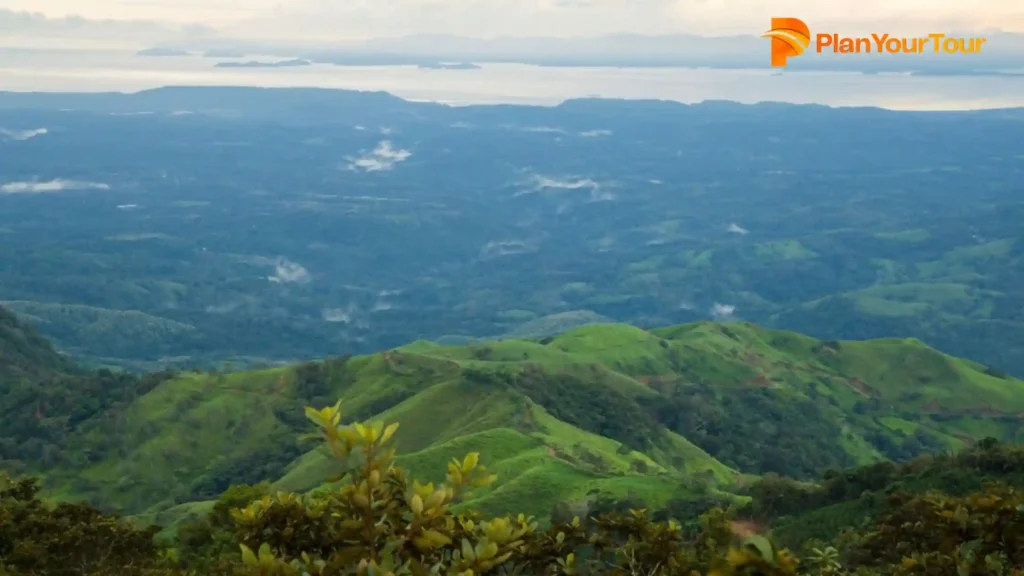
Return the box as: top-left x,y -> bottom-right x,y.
3,1 -> 1022,47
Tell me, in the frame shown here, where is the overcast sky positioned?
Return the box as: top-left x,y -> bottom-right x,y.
4,0 -> 1021,41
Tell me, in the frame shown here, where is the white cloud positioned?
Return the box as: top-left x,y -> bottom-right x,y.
0,7 -> 216,49
579,129 -> 612,137
518,174 -> 616,202
710,303 -> 736,319
479,239 -> 538,259
727,223 -> 749,235
323,306 -> 355,323
0,179 -> 110,194
268,258 -> 311,283
520,126 -> 566,134
0,128 -> 47,141
345,140 -> 412,172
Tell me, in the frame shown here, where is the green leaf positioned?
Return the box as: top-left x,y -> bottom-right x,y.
240,544 -> 257,566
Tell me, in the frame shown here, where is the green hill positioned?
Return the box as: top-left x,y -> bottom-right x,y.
6,304 -> 1024,528
738,438 -> 1024,550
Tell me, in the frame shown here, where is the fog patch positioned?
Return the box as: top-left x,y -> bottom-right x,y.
517,174 -> 615,203
710,303 -> 736,319
1,179 -> 110,194
479,239 -> 539,259
323,303 -> 359,323
345,140 -> 412,172
268,258 -> 311,284
0,128 -> 47,141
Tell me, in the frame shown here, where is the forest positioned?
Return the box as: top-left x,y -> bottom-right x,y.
0,88 -> 1021,376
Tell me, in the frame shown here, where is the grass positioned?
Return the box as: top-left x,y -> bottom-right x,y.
32,320 -> 1024,526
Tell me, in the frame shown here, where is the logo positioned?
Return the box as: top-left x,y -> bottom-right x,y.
763,18 -> 988,67
763,17 -> 811,67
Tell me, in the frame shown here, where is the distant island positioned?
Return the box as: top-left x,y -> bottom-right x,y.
418,62 -> 481,70
214,59 -> 312,69
136,48 -> 190,57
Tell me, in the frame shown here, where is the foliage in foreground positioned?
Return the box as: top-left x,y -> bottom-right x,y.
5,402 -> 1024,575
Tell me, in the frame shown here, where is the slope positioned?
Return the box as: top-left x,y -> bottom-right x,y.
11,316 -> 1024,525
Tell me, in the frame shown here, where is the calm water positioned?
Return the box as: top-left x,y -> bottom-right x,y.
1,50 -> 1023,110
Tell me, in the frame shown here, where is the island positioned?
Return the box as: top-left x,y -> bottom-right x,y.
214,59 -> 312,69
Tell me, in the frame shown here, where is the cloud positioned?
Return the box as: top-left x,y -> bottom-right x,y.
727,223 -> 749,235
479,239 -> 539,259
0,179 -> 110,194
518,174 -> 616,202
0,128 -> 47,141
323,304 -> 357,323
710,303 -> 736,319
520,126 -> 566,134
579,129 -> 612,137
268,258 -> 311,283
345,140 -> 412,172
0,8 -> 217,49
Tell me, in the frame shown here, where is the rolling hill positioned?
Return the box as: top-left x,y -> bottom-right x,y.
5,304 -> 1024,530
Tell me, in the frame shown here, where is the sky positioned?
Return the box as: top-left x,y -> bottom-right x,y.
4,0 -> 1022,41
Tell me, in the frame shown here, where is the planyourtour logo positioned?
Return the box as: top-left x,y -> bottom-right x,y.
763,17 -> 989,67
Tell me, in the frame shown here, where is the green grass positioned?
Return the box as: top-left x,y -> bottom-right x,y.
27,319 -> 1024,526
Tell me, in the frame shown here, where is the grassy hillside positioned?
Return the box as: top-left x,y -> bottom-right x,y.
5,313 -> 1019,528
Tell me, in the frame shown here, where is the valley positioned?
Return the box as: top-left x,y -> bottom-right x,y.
0,88 -> 1021,377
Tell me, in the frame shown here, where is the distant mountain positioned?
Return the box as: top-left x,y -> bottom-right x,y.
214,58 -> 311,69
139,31 -> 1024,74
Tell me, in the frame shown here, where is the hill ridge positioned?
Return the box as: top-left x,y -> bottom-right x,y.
3,305 -> 1024,527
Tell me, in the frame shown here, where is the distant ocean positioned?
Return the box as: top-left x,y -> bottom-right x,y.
2,50 -> 1023,110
